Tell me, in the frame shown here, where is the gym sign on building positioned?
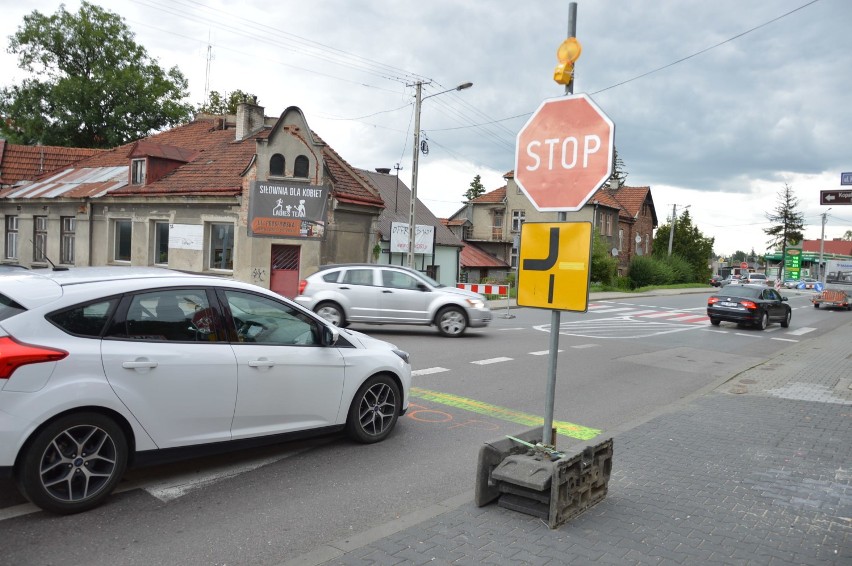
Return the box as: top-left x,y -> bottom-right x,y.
248,180 -> 330,239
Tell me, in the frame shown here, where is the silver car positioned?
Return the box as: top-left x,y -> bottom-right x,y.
295,264 -> 492,337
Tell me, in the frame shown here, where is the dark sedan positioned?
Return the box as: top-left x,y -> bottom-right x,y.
707,284 -> 791,330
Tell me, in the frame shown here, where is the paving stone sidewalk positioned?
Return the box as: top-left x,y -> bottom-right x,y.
286,319 -> 852,566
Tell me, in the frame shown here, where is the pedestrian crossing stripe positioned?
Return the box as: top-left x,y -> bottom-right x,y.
587,304 -> 709,324
409,387 -> 602,441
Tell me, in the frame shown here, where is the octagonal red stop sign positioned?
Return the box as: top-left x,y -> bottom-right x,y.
515,94 -> 614,211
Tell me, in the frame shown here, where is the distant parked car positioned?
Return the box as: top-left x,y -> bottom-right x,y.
782,278 -> 800,289
709,275 -> 723,287
707,284 -> 791,330
719,275 -> 740,287
797,278 -> 818,289
295,264 -> 492,337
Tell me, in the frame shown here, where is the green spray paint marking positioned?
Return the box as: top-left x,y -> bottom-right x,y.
410,387 -> 601,441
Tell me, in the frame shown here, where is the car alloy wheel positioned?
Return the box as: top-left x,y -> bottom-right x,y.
757,311 -> 769,330
781,310 -> 791,328
346,375 -> 400,443
437,306 -> 467,337
315,301 -> 344,327
17,412 -> 127,514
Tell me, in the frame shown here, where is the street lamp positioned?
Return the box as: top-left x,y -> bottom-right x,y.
819,208 -> 831,282
407,81 -> 473,269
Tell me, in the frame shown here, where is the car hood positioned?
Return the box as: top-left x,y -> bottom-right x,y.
338,327 -> 399,351
438,286 -> 486,301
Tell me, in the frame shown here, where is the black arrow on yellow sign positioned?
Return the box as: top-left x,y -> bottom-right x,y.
523,227 -> 559,303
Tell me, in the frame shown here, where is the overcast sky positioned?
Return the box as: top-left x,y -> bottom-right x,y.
2,0 -> 850,256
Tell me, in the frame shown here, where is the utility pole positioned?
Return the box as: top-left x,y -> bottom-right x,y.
819,208 -> 831,282
667,204 -> 677,256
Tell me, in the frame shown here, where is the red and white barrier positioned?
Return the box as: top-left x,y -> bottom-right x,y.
456,283 -> 508,295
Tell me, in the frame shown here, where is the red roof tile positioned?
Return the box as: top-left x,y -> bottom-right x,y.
470,186 -> 506,204
804,239 -> 852,256
0,141 -> 102,186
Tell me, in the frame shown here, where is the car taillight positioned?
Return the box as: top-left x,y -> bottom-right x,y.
740,300 -> 758,310
0,336 -> 68,380
298,280 -> 308,295
708,297 -> 720,305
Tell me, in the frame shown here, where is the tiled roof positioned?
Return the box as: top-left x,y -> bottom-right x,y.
470,186 -> 506,204
595,185 -> 657,226
355,168 -> 462,246
1,117 -> 389,205
460,242 -> 509,268
0,140 -> 102,186
804,239 -> 852,256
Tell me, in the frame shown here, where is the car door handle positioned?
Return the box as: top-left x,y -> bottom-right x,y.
339,286 -> 350,290
248,359 -> 275,368
122,360 -> 158,369
382,290 -> 393,293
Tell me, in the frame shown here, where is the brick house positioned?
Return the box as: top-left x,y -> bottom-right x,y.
0,102 -> 385,297
446,171 -> 657,278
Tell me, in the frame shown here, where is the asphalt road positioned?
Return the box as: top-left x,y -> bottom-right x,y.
1,287 -> 842,566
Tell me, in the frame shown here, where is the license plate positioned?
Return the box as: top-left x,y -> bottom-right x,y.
719,301 -> 738,307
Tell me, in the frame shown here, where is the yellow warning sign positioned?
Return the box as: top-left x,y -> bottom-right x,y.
517,222 -> 592,311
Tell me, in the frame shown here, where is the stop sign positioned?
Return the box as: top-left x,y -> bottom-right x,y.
740,262 -> 749,269
515,94 -> 614,211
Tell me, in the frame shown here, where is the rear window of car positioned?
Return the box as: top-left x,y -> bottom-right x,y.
749,274 -> 766,280
321,270 -> 341,283
0,293 -> 26,322
48,299 -> 118,337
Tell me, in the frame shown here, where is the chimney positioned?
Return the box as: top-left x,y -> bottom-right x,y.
236,99 -> 265,141
375,168 -> 391,174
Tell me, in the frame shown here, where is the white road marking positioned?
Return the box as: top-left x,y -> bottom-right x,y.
786,327 -> 817,336
734,333 -> 762,338
639,312 -> 686,318
670,314 -> 708,322
0,502 -> 39,522
571,344 -> 600,349
498,327 -> 526,331
412,367 -> 450,376
771,338 -> 799,342
586,307 -> 637,313
530,350 -> 564,355
471,357 -> 513,365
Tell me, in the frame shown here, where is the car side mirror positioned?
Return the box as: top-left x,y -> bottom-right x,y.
320,324 -> 339,346
781,296 -> 788,302
417,283 -> 429,292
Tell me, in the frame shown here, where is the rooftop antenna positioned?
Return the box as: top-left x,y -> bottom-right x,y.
30,239 -> 68,271
203,31 -> 213,102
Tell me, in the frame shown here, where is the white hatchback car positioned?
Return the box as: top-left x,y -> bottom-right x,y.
0,267 -> 411,514
295,264 -> 492,337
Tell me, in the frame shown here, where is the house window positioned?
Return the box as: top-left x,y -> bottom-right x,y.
5,215 -> 18,260
210,223 -> 234,270
618,229 -> 624,252
511,210 -> 525,232
645,233 -> 650,255
154,222 -> 169,265
510,246 -> 518,269
606,213 -> 613,237
598,211 -> 605,235
114,219 -> 132,262
492,211 -> 504,240
34,216 -> 47,262
131,159 -> 146,185
270,154 -> 285,176
60,216 -> 76,264
294,155 -> 309,178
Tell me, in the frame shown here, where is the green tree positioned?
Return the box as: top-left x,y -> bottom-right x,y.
197,90 -> 257,115
763,184 -> 805,278
590,233 -> 617,286
652,209 -> 714,282
731,250 -> 748,263
0,1 -> 192,148
608,146 -> 628,187
464,174 -> 485,202
843,230 -> 852,241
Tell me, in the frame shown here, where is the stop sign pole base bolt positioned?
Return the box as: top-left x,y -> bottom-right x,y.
474,428 -> 613,529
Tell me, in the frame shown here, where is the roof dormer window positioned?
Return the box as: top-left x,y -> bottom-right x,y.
131,158 -> 146,185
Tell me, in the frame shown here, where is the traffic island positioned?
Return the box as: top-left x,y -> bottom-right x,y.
475,428 -> 613,529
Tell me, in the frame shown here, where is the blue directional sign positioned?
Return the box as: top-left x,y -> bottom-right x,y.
842,172 -> 852,185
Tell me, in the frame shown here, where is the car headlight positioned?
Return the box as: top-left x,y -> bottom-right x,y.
466,298 -> 485,309
392,349 -> 410,364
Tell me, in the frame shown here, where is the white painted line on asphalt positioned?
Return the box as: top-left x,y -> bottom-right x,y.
786,327 -> 817,336
771,338 -> 799,342
625,310 -> 661,316
587,307 -> 637,313
498,327 -> 526,331
530,350 -> 564,355
735,332 -> 762,338
571,344 -> 600,349
412,367 -> 450,376
0,502 -> 39,522
471,357 -> 513,365
671,314 -> 708,322
640,312 -> 686,318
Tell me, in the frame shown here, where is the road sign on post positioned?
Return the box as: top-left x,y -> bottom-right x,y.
820,190 -> 852,205
518,222 -> 592,312
514,94 -> 614,212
